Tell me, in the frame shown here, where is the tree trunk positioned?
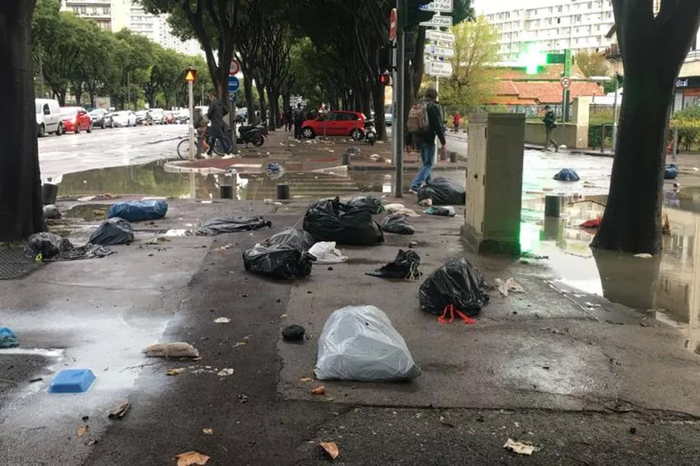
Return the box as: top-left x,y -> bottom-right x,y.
256,79 -> 267,127
266,88 -> 278,130
56,89 -> 66,106
74,84 -> 82,106
243,76 -> 255,124
592,0 -> 700,254
371,83 -> 386,140
360,87 -> 371,119
0,0 -> 44,241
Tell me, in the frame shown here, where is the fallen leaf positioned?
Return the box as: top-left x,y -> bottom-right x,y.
202,428 -> 214,435
319,441 -> 339,460
299,377 -> 313,383
77,425 -> 89,437
108,401 -> 130,419
213,317 -> 231,324
167,368 -> 185,376
217,368 -> 235,377
503,438 -> 538,455
311,385 -> 326,395
232,341 -> 247,348
175,450 -> 210,466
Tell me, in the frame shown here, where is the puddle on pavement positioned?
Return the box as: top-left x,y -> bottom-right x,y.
63,204 -> 108,221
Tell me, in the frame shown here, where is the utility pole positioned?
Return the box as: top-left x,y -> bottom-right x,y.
393,0 -> 406,198
185,67 -> 197,160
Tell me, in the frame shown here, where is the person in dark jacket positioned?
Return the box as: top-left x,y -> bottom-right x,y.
542,105 -> 558,152
207,93 -> 229,155
293,103 -> 305,139
410,87 -> 446,193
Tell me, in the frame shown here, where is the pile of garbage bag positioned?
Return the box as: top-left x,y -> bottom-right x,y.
664,164 -> 679,180
89,218 -> 134,245
419,257 -> 490,317
417,177 -> 465,205
243,228 -> 315,279
381,214 -> 415,235
26,232 -> 114,261
108,200 -> 168,222
367,249 -> 421,280
197,216 -> 272,235
346,196 -> 384,215
315,305 -> 421,381
303,197 -> 384,245
553,168 -> 580,182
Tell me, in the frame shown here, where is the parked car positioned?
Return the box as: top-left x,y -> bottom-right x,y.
301,110 -> 366,139
60,106 -> 92,134
135,110 -> 152,126
175,109 -> 190,124
35,98 -> 63,136
88,108 -> 111,129
111,110 -> 137,127
149,108 -> 165,124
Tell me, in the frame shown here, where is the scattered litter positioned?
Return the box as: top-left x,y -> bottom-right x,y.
107,200 -> 168,222
417,177 -> 465,205
366,249 -> 421,280
43,204 -> 61,219
243,228 -> 315,279
319,442 -> 340,460
418,198 -> 432,207
439,416 -> 456,428
495,278 -> 526,297
521,252 -> 548,260
163,229 -> 190,237
311,385 -> 326,395
308,242 -> 348,264
217,368 -> 235,377
299,377 -> 313,383
503,438 -> 538,456
108,401 -> 130,419
384,203 -> 420,217
580,217 -> 601,229
196,216 -> 271,235
409,241 -> 418,248
265,162 -> 285,180
89,218 -> 134,245
213,317 -> 231,324
48,369 -> 96,393
282,324 -> 306,342
216,243 -> 234,251
423,206 -> 456,217
0,327 -> 19,348
381,214 -> 415,235
315,305 -> 420,381
143,342 -> 200,358
29,377 -> 43,383
25,232 -> 73,260
553,168 -> 580,181
420,258 -> 489,319
634,253 -> 653,259
77,425 -> 89,437
166,368 -> 185,376
369,154 -> 381,161
175,450 -> 210,466
303,197 -> 383,245
202,428 -> 213,435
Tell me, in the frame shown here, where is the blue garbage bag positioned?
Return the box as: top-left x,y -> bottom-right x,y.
553,168 -> 580,182
0,327 -> 18,348
664,164 -> 679,180
108,200 -> 168,222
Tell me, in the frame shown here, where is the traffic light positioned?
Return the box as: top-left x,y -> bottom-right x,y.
401,0 -> 435,30
379,72 -> 391,86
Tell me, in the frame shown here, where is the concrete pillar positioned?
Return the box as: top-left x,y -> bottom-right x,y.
571,96 -> 591,149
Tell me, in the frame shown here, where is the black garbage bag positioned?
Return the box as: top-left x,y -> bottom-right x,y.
419,257 -> 489,317
417,177 -> 465,205
243,228 -> 315,279
381,214 -> 415,235
303,198 -> 384,245
346,196 -> 384,215
89,218 -> 134,245
197,216 -> 272,236
553,168 -> 580,181
59,244 -> 114,260
367,249 -> 421,280
26,232 -> 73,259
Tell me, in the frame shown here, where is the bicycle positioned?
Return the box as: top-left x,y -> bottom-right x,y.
176,128 -> 230,159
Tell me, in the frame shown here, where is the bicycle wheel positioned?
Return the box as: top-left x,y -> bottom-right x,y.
176,138 -> 191,159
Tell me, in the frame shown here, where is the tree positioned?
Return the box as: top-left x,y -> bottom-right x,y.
575,50 -> 609,77
112,30 -> 155,109
440,16 -> 499,110
1,0 -> 44,241
592,0 -> 700,253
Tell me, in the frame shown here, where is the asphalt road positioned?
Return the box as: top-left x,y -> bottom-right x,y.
38,124 -> 185,182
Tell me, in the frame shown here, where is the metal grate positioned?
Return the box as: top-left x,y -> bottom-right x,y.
0,246 -> 41,280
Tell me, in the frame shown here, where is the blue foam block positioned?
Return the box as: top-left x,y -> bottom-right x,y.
49,369 -> 96,393
0,327 -> 18,348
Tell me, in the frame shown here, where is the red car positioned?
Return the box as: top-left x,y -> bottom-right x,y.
301,110 -> 366,139
60,107 -> 92,134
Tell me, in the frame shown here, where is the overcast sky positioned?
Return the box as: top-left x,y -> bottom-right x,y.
473,0 -> 555,14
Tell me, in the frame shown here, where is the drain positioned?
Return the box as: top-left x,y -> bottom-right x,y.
0,246 -> 41,280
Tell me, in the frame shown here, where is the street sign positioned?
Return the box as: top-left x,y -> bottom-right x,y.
228,76 -> 240,93
389,8 -> 398,41
420,14 -> 452,28
184,68 -> 197,82
560,77 -> 571,89
229,60 -> 240,76
420,0 -> 453,13
426,30 -> 454,43
425,44 -> 454,58
425,60 -> 453,77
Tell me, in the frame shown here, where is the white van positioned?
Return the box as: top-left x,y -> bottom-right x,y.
35,98 -> 63,137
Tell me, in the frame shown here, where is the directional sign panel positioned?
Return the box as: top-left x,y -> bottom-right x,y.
426,30 -> 455,43
420,15 -> 452,28
228,76 -> 240,93
420,0 -> 453,13
425,44 -> 455,58
425,60 -> 453,77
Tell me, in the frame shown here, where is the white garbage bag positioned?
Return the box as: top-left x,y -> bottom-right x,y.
308,241 -> 348,264
315,305 -> 421,381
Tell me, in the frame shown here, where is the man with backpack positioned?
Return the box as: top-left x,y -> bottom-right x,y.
542,105 -> 559,152
407,87 -> 446,193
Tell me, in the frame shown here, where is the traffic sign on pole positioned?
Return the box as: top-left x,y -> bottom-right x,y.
560,77 -> 571,89
389,8 -> 398,41
184,68 -> 197,83
228,76 -> 240,93
420,14 -> 452,28
420,0 -> 453,13
425,44 -> 454,58
229,60 -> 240,76
425,60 -> 453,77
426,29 -> 454,43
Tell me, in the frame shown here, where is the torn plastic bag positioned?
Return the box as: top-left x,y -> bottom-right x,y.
346,196 -> 384,215
43,205 -> 61,219
419,257 -> 489,317
367,249 -> 421,279
417,177 -> 465,205
25,232 -> 73,259
107,200 -> 168,222
197,216 -> 272,235
89,218 -> 134,245
59,244 -> 114,260
243,228 -> 315,279
315,305 -> 421,381
553,168 -> 580,181
381,214 -> 415,235
303,198 -> 384,245
308,242 -> 348,263
424,206 -> 456,217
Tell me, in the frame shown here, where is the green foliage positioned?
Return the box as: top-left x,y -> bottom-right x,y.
574,51 -> 609,77
671,106 -> 700,151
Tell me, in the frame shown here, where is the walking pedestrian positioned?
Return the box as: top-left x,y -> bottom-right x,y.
542,105 -> 559,152
206,92 -> 229,155
453,111 -> 462,132
407,87 -> 446,193
284,106 -> 293,132
293,103 -> 305,140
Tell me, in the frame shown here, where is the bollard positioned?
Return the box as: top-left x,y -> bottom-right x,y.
544,195 -> 562,217
342,151 -> 352,165
449,151 -> 457,163
277,183 -> 290,200
220,185 -> 233,199
42,183 -> 58,205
